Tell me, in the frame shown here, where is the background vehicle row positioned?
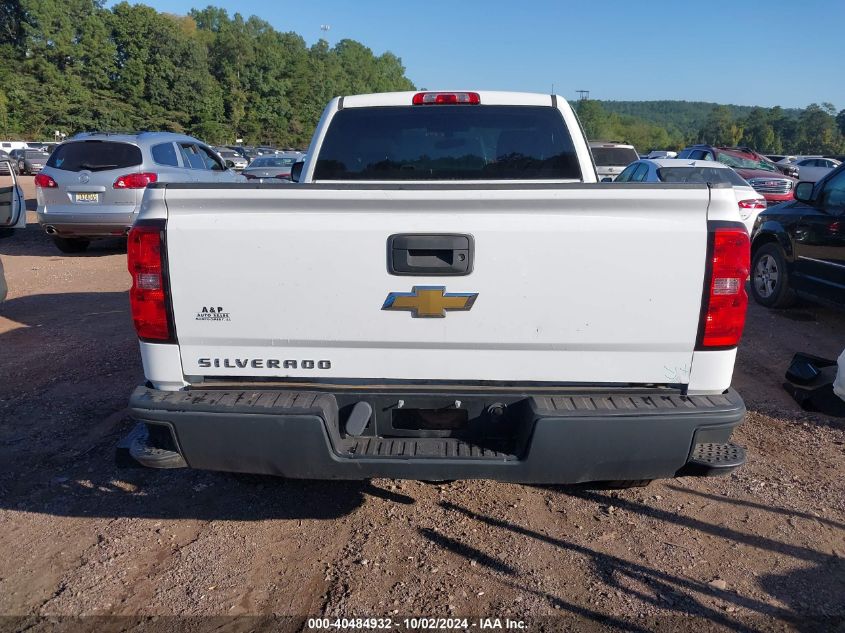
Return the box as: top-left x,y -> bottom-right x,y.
676,144 -> 797,206
615,158 -> 766,233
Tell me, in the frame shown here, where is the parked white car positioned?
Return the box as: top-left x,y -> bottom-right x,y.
616,158 -> 766,233
766,155 -> 799,165
791,157 -> 841,182
0,141 -> 31,152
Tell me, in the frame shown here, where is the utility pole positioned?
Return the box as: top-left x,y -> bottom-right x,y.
576,90 -> 590,101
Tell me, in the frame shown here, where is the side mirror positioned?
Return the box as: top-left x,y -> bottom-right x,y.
601,177 -> 613,183
794,181 -> 815,204
225,160 -> 235,169
290,160 -> 305,183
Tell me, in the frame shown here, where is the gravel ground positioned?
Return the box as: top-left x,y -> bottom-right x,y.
0,177 -> 843,631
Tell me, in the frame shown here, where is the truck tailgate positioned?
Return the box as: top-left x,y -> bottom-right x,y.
164,184 -> 711,386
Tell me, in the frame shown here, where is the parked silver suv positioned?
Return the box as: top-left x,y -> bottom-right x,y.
36,132 -> 241,253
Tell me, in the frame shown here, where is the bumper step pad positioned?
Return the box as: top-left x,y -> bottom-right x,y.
682,442 -> 746,476
344,436 -> 515,460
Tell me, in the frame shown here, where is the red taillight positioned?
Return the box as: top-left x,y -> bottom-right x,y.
114,172 -> 158,189
698,227 -> 750,349
738,198 -> 766,220
738,199 -> 766,210
127,223 -> 171,341
412,92 -> 480,105
34,173 -> 57,188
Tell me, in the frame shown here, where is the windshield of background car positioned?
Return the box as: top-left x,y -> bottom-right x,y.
24,151 -> 49,159
47,141 -> 142,172
314,105 -> 581,180
591,147 -> 639,166
715,151 -> 776,172
657,166 -> 749,186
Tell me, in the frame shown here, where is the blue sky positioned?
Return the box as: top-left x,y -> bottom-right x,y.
115,0 -> 844,109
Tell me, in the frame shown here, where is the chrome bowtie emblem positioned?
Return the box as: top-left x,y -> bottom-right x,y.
382,286 -> 478,318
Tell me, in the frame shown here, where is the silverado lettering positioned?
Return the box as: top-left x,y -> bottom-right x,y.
198,358 -> 331,370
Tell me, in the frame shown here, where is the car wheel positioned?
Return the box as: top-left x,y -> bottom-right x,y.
52,236 -> 90,254
750,242 -> 795,308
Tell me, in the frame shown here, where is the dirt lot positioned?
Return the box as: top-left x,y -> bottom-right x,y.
1,177 -> 843,631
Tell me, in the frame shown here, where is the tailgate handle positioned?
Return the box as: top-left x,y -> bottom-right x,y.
387,234 -> 474,276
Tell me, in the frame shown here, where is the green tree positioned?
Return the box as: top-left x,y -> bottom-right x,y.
836,109 -> 845,138
794,103 -> 843,154
740,107 -> 779,153
698,106 -> 743,146
575,100 -> 607,139
0,1 -> 416,144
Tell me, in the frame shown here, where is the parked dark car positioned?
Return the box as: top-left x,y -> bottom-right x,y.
750,163 -> 845,308
241,154 -> 300,180
677,144 -> 797,205
13,149 -> 50,175
225,145 -> 249,160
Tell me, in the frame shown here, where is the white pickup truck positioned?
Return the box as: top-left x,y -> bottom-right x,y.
125,91 -> 750,485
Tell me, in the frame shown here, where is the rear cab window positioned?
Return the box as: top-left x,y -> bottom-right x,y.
47,141 -> 142,172
314,105 -> 581,181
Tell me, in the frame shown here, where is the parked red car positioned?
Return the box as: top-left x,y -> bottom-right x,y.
677,145 -> 797,205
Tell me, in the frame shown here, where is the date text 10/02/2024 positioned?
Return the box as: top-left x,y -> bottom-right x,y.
306,617 -> 528,630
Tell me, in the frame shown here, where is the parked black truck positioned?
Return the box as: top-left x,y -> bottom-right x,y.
751,163 -> 845,309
